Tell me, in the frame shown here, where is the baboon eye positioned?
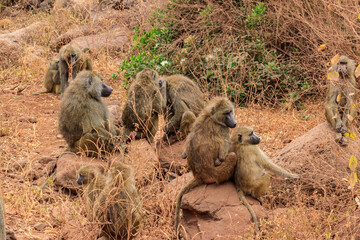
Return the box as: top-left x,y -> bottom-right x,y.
224,111 -> 231,115
238,134 -> 242,142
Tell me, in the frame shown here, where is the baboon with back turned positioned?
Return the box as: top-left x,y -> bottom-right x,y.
59,71 -> 120,157
59,44 -> 93,97
325,55 -> 357,145
174,97 -> 238,234
231,126 -> 299,233
122,69 -> 166,143
161,74 -> 204,144
77,161 -> 142,239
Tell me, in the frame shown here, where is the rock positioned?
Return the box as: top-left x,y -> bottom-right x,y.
55,152 -> 107,190
51,25 -> 93,51
19,116 -> 37,123
156,140 -> 188,175
56,134 -> 63,139
179,180 -> 266,239
34,222 -> 48,231
120,139 -> 158,186
44,110 -> 55,114
108,104 -> 122,127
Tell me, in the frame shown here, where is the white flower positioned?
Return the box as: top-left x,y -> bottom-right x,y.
205,54 -> 215,62
160,60 -> 170,66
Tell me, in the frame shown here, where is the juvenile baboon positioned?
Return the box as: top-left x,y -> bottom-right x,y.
122,69 -> 166,143
161,74 -> 204,144
230,126 -> 299,232
59,44 -> 93,97
44,56 -> 61,94
59,71 -> 120,157
325,55 -> 357,145
175,97 -> 238,234
77,161 -> 142,239
0,198 -> 5,240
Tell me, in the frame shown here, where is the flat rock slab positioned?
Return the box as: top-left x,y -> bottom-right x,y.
156,140 -> 188,175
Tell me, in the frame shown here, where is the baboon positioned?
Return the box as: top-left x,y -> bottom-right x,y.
0,198 -> 5,240
325,55 -> 357,145
122,69 -> 166,143
59,71 -> 120,157
230,126 -> 299,232
77,161 -> 142,239
175,97 -> 238,234
161,74 -> 204,144
44,56 -> 61,94
59,44 -> 92,97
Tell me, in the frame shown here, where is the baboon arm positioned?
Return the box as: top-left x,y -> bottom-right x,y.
325,85 -> 341,129
342,88 -> 357,129
212,152 -> 237,183
258,150 -> 298,178
165,102 -> 188,133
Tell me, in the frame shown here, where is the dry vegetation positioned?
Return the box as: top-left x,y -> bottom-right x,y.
0,0 -> 359,239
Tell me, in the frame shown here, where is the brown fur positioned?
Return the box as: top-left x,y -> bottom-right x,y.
77,162 -> 142,239
0,198 -> 5,240
161,74 -> 204,144
231,126 -> 299,232
324,55 -> 357,145
59,71 -> 120,157
174,97 -> 238,234
44,56 -> 61,94
59,44 -> 93,97
122,69 -> 166,143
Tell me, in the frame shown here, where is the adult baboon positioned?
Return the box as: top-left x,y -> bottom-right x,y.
122,69 -> 166,143
59,71 -> 120,157
231,126 -> 299,232
59,44 -> 92,97
161,74 -> 204,144
44,56 -> 61,94
325,55 -> 357,145
77,161 -> 142,239
175,97 -> 238,234
0,198 -> 5,240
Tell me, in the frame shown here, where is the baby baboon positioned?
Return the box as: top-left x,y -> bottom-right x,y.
325,55 -> 357,145
161,74 -> 204,144
0,198 -> 5,240
175,97 -> 238,234
59,44 -> 93,97
122,69 -> 166,143
44,56 -> 61,94
231,126 -> 299,232
59,71 -> 120,157
77,161 -> 142,239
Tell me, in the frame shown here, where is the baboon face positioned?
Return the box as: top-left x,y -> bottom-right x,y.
232,126 -> 260,145
335,55 -> 355,78
76,166 -> 96,185
210,98 -> 237,128
63,45 -> 81,64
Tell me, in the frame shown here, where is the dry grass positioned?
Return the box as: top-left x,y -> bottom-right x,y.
0,1 -> 359,240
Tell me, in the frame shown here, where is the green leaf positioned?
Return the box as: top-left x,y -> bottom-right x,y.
349,155 -> 358,172
349,172 -> 358,189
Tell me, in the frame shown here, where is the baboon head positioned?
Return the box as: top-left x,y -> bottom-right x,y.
76,166 -> 100,185
136,68 -> 159,83
207,97 -> 237,128
62,45 -> 81,64
74,71 -> 113,99
232,126 -> 260,145
334,55 -> 355,78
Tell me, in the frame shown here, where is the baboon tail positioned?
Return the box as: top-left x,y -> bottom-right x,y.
237,188 -> 259,235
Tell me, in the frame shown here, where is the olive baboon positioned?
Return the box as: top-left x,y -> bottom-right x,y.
44,56 -> 61,94
59,71 -> 120,157
122,69 -> 166,143
161,74 -> 204,144
59,44 -> 93,97
175,97 -> 238,234
325,55 -> 357,145
230,126 -> 299,232
77,161 -> 142,239
0,198 -> 5,240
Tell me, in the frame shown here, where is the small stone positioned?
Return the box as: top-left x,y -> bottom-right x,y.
28,117 -> 37,123
44,110 -> 54,114
34,222 -> 48,231
57,134 -> 63,139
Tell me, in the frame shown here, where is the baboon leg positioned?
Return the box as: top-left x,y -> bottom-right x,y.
76,129 -> 118,156
147,115 -> 159,143
174,178 -> 202,236
59,62 -> 69,97
252,174 -> 271,204
166,102 -> 188,134
211,152 -> 237,184
237,189 -> 259,234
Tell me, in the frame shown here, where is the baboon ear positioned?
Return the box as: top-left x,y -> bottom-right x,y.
88,75 -> 93,85
238,135 -> 242,143
211,107 -> 215,115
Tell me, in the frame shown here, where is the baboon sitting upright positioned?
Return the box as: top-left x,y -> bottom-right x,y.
231,126 -> 299,232
43,56 -> 61,94
122,69 -> 166,143
161,74 -> 204,144
325,55 -> 357,145
77,161 -> 142,239
59,71 -> 120,157
174,97 -> 238,234
59,44 -> 93,97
